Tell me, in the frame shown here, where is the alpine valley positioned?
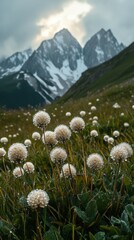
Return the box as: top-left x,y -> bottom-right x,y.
0,28 -> 125,108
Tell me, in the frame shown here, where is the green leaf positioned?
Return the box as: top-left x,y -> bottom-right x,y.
74,206 -> 89,223
85,200 -> 98,224
62,224 -> 72,240
120,220 -> 130,233
130,223 -> 134,232
96,191 -> 111,214
121,210 -> 129,225
95,231 -> 105,240
111,216 -> 121,225
100,225 -> 120,235
44,226 -> 63,240
77,191 -> 91,206
89,232 -> 96,240
125,204 -> 134,221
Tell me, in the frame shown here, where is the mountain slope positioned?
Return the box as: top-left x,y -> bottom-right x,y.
0,73 -> 44,108
22,28 -> 86,100
83,28 -> 125,68
0,48 -> 32,78
0,28 -> 126,107
61,42 -> 134,102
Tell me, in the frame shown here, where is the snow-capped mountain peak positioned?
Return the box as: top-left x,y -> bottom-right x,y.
0,48 -> 32,78
0,28 -> 125,106
83,29 -> 125,68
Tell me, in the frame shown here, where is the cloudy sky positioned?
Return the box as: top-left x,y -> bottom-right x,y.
0,0 -> 134,57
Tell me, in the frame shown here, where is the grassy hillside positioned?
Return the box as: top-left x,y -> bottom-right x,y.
61,42 -> 134,102
0,42 -> 134,239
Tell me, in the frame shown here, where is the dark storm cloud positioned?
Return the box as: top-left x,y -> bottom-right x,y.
83,0 -> 134,46
0,0 -> 134,57
0,0 -> 72,56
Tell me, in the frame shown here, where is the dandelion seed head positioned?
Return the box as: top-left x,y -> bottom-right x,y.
92,120 -> 98,126
87,153 -> 104,171
104,135 -> 109,142
33,111 -> 50,129
108,137 -> 114,145
65,112 -> 71,117
119,142 -> 133,158
80,111 -> 86,117
90,130 -> 98,137
32,132 -> 41,140
13,167 -> 24,178
110,145 -> 128,162
0,148 -> 6,157
23,162 -> 35,173
8,143 -> 28,163
42,131 -> 57,146
91,106 -> 97,111
70,117 -> 85,132
113,103 -> 121,109
113,131 -> 120,138
50,147 -> 67,163
1,137 -> 8,144
24,139 -> 32,147
60,163 -> 76,178
124,122 -> 129,127
54,125 -> 71,142
27,189 -> 49,209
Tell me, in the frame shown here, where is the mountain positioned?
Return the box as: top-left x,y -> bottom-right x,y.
83,28 -> 125,68
60,42 -> 134,102
0,73 -> 44,108
21,28 -> 87,101
0,48 -> 32,78
0,28 -> 126,108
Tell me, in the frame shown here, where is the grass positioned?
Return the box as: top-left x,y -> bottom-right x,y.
0,80 -> 134,239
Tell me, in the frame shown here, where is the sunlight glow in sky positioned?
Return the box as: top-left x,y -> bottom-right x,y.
34,1 -> 92,46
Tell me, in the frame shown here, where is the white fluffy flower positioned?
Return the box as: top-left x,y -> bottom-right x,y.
32,132 -> 41,140
23,162 -> 35,173
27,189 -> 49,209
92,120 -> 98,126
0,148 -> 6,157
60,163 -> 76,178
42,131 -> 57,146
70,117 -> 85,132
132,105 -> 134,110
8,143 -> 28,163
110,145 -> 128,162
124,122 -> 129,127
113,131 -> 120,138
65,112 -> 71,117
33,111 -> 51,129
113,103 -> 121,109
50,147 -> 67,163
54,125 -> 71,142
119,142 -> 133,158
1,137 -> 8,144
90,130 -> 98,137
93,116 -> 98,120
24,139 -> 32,147
120,112 -> 124,116
13,167 -> 24,178
108,137 -> 114,145
104,135 -> 109,142
80,111 -> 86,117
87,154 -> 104,171
91,106 -> 97,111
